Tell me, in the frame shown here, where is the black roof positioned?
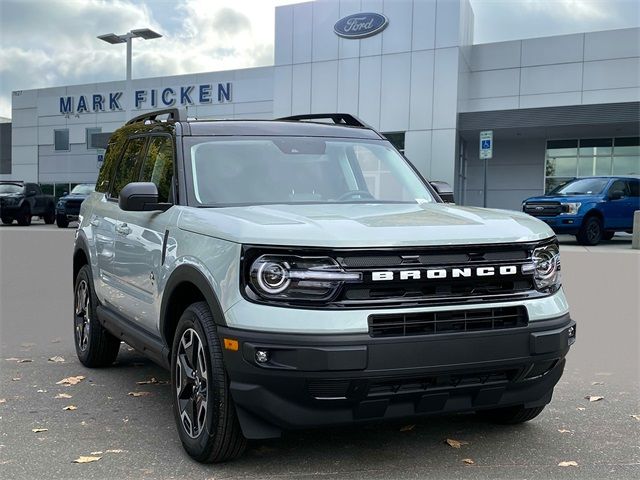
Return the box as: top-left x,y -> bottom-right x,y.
185,120 -> 383,139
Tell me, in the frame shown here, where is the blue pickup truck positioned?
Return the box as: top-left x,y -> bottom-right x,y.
522,176 -> 639,245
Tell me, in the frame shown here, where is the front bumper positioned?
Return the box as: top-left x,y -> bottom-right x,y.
0,203 -> 21,216
218,313 -> 575,439
531,215 -> 583,234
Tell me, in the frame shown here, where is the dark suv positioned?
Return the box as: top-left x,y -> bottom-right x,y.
523,176 -> 640,245
0,181 -> 56,226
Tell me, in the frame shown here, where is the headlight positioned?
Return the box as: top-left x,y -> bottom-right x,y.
523,242 -> 561,292
3,197 -> 16,205
248,254 -> 361,302
560,202 -> 581,215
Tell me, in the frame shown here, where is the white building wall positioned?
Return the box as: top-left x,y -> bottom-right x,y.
460,27 -> 640,112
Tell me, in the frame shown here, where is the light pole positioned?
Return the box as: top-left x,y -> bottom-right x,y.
97,28 -> 162,81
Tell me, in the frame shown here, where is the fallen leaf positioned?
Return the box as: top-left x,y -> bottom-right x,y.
55,393 -> 73,399
558,461 -> 578,467
0,399 -> 6,404
72,456 -> 101,464
90,451 -> 103,455
135,377 -> 168,385
17,359 -> 32,363
36,389 -> 47,393
48,356 -> 65,363
462,458 -> 475,465
630,415 -> 640,421
399,424 -> 415,432
32,428 -> 48,433
51,338 -> 61,344
11,378 -> 20,381
106,449 -> 124,454
21,343 -> 36,348
591,381 -> 604,385
80,421 -> 87,426
56,376 -> 85,386
63,405 -> 78,411
557,429 -> 572,433
127,391 -> 151,397
576,407 -> 586,411
445,438 -> 469,449
5,357 -> 20,361
585,395 -> 604,402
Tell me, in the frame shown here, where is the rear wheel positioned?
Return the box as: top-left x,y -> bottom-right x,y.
477,405 -> 546,424
16,205 -> 31,226
171,302 -> 247,463
56,215 -> 69,228
73,265 -> 121,367
576,216 -> 602,245
1,217 -> 12,225
43,207 -> 55,225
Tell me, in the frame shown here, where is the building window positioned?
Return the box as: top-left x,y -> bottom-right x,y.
544,137 -> 640,192
54,129 -> 69,151
86,127 -> 102,149
382,132 -> 405,154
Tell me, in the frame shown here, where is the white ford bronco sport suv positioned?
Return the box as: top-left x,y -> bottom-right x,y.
73,109 -> 575,463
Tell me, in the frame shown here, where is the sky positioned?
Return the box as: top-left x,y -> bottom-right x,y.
0,0 -> 639,119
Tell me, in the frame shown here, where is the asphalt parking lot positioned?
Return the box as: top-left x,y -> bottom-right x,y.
1,223 -> 639,479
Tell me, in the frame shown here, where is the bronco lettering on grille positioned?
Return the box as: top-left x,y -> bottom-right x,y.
371,265 -> 518,281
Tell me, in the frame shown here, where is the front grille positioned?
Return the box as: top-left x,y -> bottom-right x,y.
368,306 -> 528,337
65,199 -> 83,209
523,202 -> 562,217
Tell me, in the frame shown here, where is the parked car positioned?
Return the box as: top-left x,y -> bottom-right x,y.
522,176 -> 640,245
0,181 -> 56,226
73,109 -> 575,463
56,183 -> 96,228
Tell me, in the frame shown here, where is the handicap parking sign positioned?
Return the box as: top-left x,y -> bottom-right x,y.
479,131 -> 493,159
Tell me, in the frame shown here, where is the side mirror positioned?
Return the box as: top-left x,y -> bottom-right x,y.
27,189 -> 37,197
119,182 -> 171,212
609,190 -> 624,200
63,190 -> 69,196
430,181 -> 455,204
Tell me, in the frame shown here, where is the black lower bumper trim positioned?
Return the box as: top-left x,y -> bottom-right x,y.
218,314 -> 574,439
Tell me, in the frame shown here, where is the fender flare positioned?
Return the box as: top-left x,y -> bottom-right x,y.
73,230 -> 92,282
159,264 -> 227,344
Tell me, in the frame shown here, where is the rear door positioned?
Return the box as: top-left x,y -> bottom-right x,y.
114,134 -> 176,331
96,136 -> 146,312
623,179 -> 640,229
602,179 -> 632,229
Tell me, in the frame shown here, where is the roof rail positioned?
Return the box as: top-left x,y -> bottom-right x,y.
126,108 -> 187,125
276,113 -> 370,128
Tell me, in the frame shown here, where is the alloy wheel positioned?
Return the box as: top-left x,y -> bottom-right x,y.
74,280 -> 91,351
175,328 -> 209,438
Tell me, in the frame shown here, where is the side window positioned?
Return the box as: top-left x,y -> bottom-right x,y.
609,180 -> 629,197
139,136 -> 174,203
627,179 -> 639,197
110,137 -> 147,199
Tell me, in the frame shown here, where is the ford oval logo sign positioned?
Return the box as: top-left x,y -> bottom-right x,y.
334,12 -> 388,39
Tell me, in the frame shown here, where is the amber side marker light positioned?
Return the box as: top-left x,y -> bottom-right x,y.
224,338 -> 239,351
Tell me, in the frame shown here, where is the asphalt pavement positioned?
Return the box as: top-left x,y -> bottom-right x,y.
1,223 -> 639,479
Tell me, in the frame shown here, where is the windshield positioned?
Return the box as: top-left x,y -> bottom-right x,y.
70,184 -> 95,195
0,184 -> 23,194
550,178 -> 609,195
187,137 -> 435,206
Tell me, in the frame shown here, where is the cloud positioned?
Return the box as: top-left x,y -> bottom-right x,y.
0,0 -> 303,118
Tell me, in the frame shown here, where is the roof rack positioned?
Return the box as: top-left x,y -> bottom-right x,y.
276,113 -> 370,128
126,108 -> 187,125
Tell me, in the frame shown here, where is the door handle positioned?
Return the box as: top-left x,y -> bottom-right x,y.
90,219 -> 100,227
116,223 -> 131,236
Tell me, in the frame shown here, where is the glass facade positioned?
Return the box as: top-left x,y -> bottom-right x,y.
544,137 -> 640,193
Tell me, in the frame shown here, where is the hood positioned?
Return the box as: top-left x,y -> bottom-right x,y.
177,203 -> 554,247
525,194 -> 603,203
59,193 -> 90,201
0,192 -> 22,198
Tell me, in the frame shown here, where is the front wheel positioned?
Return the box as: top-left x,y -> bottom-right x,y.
16,205 -> 31,226
171,302 -> 247,463
73,265 -> 121,367
576,216 -> 602,245
56,214 -> 69,228
476,405 -> 546,424
1,217 -> 12,225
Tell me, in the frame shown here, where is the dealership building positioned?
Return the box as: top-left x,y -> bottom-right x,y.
3,0 -> 639,209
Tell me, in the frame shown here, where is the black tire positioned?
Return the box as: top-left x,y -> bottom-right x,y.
576,215 -> 602,245
602,231 -> 615,241
43,207 -> 55,224
16,204 -> 32,226
73,265 -> 121,367
477,405 -> 546,424
171,301 -> 247,463
1,217 -> 12,225
56,214 -> 69,228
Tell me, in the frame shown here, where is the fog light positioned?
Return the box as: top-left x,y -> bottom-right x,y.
568,325 -> 576,345
255,349 -> 269,364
